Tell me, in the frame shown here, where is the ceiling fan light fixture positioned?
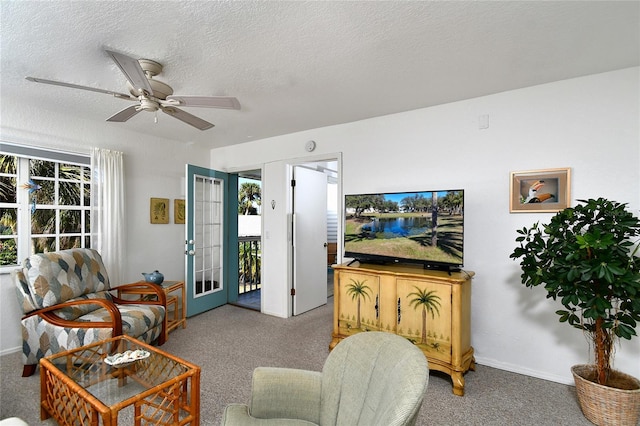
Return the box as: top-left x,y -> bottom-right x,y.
139,98 -> 160,112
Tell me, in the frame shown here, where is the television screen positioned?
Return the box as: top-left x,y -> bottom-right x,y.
344,190 -> 464,270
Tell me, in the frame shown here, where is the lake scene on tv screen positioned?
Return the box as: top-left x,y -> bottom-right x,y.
344,190 -> 464,266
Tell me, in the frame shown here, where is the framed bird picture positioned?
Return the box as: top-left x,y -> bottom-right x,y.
150,197 -> 170,224
510,168 -> 571,213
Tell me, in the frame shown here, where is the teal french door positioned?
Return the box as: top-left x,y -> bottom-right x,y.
185,164 -> 238,317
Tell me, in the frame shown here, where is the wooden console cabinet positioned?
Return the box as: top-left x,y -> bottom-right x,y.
330,262 -> 475,396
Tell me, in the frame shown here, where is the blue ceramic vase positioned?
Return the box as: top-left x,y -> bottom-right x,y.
142,270 -> 164,285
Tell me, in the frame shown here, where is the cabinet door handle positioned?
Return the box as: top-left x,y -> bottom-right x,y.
375,294 -> 379,319
397,298 -> 401,324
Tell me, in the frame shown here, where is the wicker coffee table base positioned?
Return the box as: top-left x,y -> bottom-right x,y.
40,336 -> 200,426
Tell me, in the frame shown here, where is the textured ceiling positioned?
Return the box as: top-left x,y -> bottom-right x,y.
1,1 -> 638,149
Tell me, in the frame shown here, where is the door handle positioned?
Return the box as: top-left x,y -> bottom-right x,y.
187,249 -> 196,256
324,242 -> 328,248
375,294 -> 379,319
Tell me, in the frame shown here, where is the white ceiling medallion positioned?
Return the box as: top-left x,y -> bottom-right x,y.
305,140 -> 316,152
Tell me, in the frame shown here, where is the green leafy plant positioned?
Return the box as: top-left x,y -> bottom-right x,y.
510,198 -> 640,387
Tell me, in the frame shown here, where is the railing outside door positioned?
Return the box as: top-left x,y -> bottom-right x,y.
238,235 -> 260,294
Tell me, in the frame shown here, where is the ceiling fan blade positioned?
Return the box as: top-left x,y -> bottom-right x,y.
25,76 -> 133,99
105,49 -> 153,96
107,105 -> 141,122
165,95 -> 241,110
161,106 -> 214,130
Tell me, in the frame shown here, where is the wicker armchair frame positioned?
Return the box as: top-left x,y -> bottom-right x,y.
21,282 -> 167,377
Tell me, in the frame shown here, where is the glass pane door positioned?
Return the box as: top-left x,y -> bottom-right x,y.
193,176 -> 222,297
185,164 -> 234,316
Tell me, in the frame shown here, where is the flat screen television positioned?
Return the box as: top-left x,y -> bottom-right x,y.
344,189 -> 464,271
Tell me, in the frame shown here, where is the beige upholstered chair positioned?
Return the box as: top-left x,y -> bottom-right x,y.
221,331 -> 429,426
13,248 -> 167,377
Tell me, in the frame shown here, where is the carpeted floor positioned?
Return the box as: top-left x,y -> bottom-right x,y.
0,298 -> 593,425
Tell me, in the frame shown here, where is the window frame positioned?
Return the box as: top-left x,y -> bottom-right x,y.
0,142 -> 91,270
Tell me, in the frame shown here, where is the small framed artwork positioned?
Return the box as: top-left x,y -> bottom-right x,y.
174,199 -> 185,224
510,168 -> 571,213
150,197 -> 170,224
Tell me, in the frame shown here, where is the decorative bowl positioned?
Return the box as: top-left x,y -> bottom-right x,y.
142,270 -> 164,285
104,349 -> 150,368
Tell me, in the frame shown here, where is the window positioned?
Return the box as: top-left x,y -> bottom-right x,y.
0,144 -> 91,267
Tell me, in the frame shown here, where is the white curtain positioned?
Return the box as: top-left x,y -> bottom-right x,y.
91,148 -> 125,285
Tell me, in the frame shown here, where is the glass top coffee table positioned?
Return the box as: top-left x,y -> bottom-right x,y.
40,335 -> 200,426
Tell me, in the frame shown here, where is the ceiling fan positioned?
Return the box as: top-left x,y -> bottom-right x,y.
25,49 -> 240,130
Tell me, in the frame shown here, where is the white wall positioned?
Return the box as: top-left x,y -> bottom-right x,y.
210,68 -> 640,385
0,105 -> 210,354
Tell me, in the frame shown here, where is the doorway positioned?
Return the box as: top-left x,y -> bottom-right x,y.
234,158 -> 341,314
235,169 -> 263,311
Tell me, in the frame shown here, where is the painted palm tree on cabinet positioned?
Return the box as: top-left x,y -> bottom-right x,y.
346,278 -> 372,330
408,286 -> 442,344
396,279 -> 451,362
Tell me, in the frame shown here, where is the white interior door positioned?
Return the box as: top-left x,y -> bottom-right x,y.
292,166 -> 328,315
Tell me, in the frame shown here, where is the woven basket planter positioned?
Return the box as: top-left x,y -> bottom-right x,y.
572,364 -> 640,426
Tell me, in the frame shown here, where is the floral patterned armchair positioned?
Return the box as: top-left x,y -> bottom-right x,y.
13,248 -> 167,377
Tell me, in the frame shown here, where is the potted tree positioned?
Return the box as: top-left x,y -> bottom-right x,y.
510,198 -> 640,425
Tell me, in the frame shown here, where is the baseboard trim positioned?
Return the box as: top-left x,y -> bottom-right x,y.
0,346 -> 21,357
475,356 -> 574,386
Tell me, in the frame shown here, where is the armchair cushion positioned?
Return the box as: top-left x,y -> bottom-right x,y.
222,405 -> 316,426
21,303 -> 165,366
320,332 -> 428,426
19,248 -> 109,310
54,291 -> 113,321
249,367 -> 322,422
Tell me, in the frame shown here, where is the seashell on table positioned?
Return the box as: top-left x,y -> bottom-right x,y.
104,349 -> 150,368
